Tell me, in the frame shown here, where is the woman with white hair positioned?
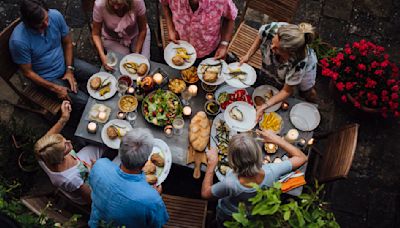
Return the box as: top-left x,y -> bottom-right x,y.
34,101 -> 104,205
201,130 -> 307,225
92,0 -> 151,71
240,22 -> 318,120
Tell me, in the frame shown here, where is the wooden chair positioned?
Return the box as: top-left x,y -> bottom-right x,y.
162,194 -> 208,228
155,2 -> 170,49
228,0 -> 300,69
309,124 -> 360,183
0,18 -> 61,119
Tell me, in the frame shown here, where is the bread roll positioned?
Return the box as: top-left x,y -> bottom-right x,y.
107,126 -> 118,139
172,55 -> 184,66
151,153 -> 165,167
203,71 -> 218,83
142,160 -> 156,175
90,77 -> 101,90
146,174 -> 158,185
137,63 -> 148,76
189,111 -> 210,151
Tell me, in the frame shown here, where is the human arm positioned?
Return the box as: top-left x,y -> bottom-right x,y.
45,101 -> 71,136
161,3 -> 179,43
75,183 -> 92,204
214,18 -> 235,60
91,21 -> 114,71
61,34 -> 78,93
201,148 -> 219,199
256,130 -> 307,170
239,36 -> 262,65
133,14 -> 148,54
256,84 -> 294,121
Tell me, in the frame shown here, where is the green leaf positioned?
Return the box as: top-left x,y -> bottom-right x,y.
232,212 -> 249,225
283,210 -> 291,221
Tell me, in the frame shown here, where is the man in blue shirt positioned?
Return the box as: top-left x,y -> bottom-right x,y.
9,0 -> 98,107
89,128 -> 169,228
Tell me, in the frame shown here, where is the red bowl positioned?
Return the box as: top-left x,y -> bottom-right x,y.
118,75 -> 133,87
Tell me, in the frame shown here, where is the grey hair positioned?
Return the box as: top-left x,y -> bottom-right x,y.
119,128 -> 154,170
277,23 -> 315,59
228,133 -> 262,177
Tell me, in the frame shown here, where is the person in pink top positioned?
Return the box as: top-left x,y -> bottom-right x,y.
92,0 -> 151,71
161,0 -> 238,59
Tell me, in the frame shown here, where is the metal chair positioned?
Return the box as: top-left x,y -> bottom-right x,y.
310,123 -> 360,183
228,0 -> 300,69
0,18 -> 61,119
162,194 -> 208,228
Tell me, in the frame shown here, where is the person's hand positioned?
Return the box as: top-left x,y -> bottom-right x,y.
239,54 -> 250,66
60,100 -> 72,121
153,184 -> 162,194
62,71 -> 78,93
168,29 -> 180,44
256,129 -> 280,144
54,85 -> 71,101
206,147 -> 219,167
256,104 -> 268,121
100,55 -> 115,72
214,45 -> 228,60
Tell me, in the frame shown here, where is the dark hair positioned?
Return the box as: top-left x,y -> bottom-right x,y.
20,0 -> 49,28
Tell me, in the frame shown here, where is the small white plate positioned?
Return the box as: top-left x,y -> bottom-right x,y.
119,53 -> 150,80
223,62 -> 257,88
87,72 -> 117,100
164,40 -> 197,70
290,102 -> 321,131
101,119 -> 133,149
197,58 -> 226,86
149,138 -> 172,186
252,85 -> 281,112
224,101 -> 257,132
214,85 -> 238,106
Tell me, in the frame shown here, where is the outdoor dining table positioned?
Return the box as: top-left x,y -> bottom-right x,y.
74,54 -> 314,196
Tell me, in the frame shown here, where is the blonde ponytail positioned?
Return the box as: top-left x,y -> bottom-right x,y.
298,23 -> 315,45
277,22 -> 316,59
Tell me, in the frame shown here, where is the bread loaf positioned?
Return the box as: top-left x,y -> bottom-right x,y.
189,111 -> 210,151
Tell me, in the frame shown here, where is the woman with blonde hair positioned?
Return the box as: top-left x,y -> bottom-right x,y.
240,22 -> 318,120
34,101 -> 104,205
92,0 -> 150,71
201,130 -> 307,226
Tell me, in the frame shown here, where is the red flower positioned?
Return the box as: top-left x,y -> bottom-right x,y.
395,111 -> 400,117
341,95 -> 347,103
320,58 -> 329,67
344,47 -> 352,55
387,79 -> 396,86
336,52 -> 344,60
391,93 -> 399,100
354,101 -> 361,109
336,82 -> 345,91
357,64 -> 366,71
344,66 -> 351,73
349,55 -> 356,60
391,85 -> 399,92
365,78 -> 377,88
374,69 -> 384,76
382,90 -> 389,96
381,60 -> 389,68
384,54 -> 389,60
371,61 -> 379,68
346,82 -> 355,90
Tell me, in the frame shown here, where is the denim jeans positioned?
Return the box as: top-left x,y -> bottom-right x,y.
49,58 -> 98,109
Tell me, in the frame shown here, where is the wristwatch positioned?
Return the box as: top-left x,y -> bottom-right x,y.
67,65 -> 75,72
220,41 -> 229,46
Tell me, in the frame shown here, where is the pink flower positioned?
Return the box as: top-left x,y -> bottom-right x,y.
341,95 -> 347,103
336,82 -> 345,91
357,64 -> 366,71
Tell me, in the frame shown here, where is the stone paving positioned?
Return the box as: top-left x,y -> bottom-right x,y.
0,0 -> 399,227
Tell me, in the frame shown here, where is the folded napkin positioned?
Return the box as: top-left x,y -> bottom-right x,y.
280,171 -> 306,193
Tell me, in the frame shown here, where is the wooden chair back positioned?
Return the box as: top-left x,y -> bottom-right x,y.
162,194 -> 208,228
315,124 -> 359,183
241,0 -> 300,23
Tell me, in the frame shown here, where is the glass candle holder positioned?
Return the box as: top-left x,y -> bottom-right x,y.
87,122 -> 97,134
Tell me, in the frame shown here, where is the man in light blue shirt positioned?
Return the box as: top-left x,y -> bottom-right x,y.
89,128 -> 169,228
9,0 -> 97,107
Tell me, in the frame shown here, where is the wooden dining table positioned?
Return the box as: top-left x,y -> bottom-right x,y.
74,53 -> 314,196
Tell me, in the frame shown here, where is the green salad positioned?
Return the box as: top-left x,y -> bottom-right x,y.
142,89 -> 183,126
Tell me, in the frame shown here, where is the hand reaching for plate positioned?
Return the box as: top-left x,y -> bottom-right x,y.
256,129 -> 280,144
256,104 -> 269,121
206,147 -> 219,168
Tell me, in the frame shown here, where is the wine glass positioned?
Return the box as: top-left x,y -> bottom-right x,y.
172,117 -> 185,136
117,80 -> 128,97
126,111 -> 137,127
181,88 -> 192,105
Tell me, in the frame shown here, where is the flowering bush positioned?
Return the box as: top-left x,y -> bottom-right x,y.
321,39 -> 400,118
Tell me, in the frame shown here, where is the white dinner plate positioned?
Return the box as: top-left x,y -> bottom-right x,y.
209,113 -> 237,182
197,58 -> 227,86
223,62 -> 257,88
252,85 -> 281,112
164,40 -> 197,70
290,102 -> 321,131
87,72 -> 117,100
101,119 -> 133,149
119,53 -> 150,80
224,101 -> 257,132
149,138 -> 172,186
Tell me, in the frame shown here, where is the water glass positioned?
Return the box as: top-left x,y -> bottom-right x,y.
117,80 -> 128,97
172,117 -> 185,136
106,51 -> 117,67
181,88 -> 192,105
126,111 -> 137,127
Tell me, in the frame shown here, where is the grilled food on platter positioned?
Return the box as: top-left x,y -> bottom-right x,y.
259,112 -> 282,133
90,77 -> 101,90
137,63 -> 148,76
90,76 -> 111,96
172,47 -> 192,66
172,55 -> 185,66
227,68 -> 247,80
181,66 -> 199,83
106,125 -> 128,140
200,63 -> 222,83
168,78 -> 186,94
123,62 -> 138,74
189,111 -> 210,151
229,106 -> 243,121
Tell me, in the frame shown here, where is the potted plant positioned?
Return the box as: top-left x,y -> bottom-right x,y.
320,39 -> 400,118
224,182 -> 339,228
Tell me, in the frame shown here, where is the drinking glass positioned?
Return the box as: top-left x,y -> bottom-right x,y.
181,88 -> 192,105
106,51 -> 117,67
126,111 -> 137,127
172,117 -> 185,136
117,80 -> 128,97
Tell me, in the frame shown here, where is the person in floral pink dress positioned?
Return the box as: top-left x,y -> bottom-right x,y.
160,0 -> 237,59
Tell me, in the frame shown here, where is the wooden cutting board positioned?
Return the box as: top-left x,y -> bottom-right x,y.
186,145 -> 207,179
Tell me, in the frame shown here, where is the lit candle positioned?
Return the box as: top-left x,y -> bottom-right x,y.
87,122 -> 97,134
117,112 -> 126,119
127,87 -> 135,95
153,73 -> 163,85
205,93 -> 214,100
281,101 -> 289,111
297,138 -> 306,147
188,85 -> 198,96
307,138 -> 315,146
136,77 -> 142,86
98,111 -> 107,121
285,129 -> 299,143
164,125 -> 173,137
264,143 -> 278,153
183,106 -> 192,116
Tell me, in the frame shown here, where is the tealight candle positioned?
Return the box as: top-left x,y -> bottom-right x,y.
281,101 -> 289,111
153,73 -> 163,85
117,112 -> 126,119
307,138 -> 315,146
98,111 -> 107,121
205,93 -> 214,100
285,129 -> 299,143
183,106 -> 192,116
87,122 -> 97,134
297,138 -> 306,147
188,85 -> 198,96
264,143 -> 278,153
127,87 -> 135,95
164,125 -> 173,137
